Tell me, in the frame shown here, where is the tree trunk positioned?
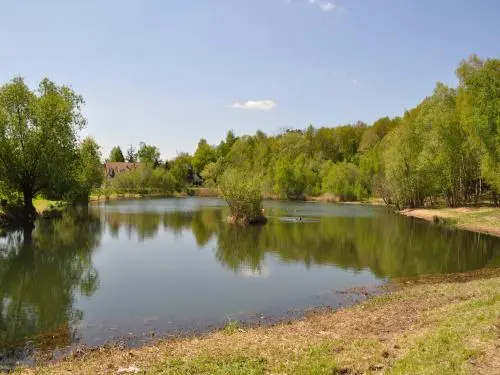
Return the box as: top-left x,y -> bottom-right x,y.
22,186 -> 36,224
23,223 -> 34,244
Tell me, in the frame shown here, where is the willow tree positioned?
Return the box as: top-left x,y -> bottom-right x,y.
0,77 -> 85,222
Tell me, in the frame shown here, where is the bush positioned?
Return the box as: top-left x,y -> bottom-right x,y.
322,162 -> 361,201
218,169 -> 266,225
109,164 -> 176,195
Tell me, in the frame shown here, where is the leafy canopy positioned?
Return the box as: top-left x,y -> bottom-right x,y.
0,77 -> 85,215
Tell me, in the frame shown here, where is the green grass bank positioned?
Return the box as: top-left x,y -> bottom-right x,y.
18,269 -> 500,375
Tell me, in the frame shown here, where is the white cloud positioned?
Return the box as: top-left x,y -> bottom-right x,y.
306,0 -> 339,13
230,100 -> 276,111
320,2 -> 336,12
240,265 -> 270,279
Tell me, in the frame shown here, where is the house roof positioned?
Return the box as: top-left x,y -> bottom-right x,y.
104,162 -> 141,170
104,162 -> 141,177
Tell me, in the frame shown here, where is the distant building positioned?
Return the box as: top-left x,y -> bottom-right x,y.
104,162 -> 141,179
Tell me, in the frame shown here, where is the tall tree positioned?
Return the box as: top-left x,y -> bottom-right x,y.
137,142 -> 160,166
192,138 -> 216,174
456,55 -> 500,203
126,144 -> 137,163
0,77 -> 85,221
108,146 -> 125,162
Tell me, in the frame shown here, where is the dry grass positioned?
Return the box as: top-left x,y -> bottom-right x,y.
400,207 -> 500,237
18,270 -> 500,375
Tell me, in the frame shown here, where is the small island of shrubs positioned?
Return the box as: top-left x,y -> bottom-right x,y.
218,168 -> 267,225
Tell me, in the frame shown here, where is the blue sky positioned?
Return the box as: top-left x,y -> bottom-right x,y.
0,0 -> 499,159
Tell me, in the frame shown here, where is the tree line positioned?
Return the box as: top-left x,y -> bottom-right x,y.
108,55 -> 497,209
0,55 -> 498,226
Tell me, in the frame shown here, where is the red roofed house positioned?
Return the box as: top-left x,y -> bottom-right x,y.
104,162 -> 141,179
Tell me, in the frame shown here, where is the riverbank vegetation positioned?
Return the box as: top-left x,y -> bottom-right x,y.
1,54 -> 498,227
0,78 -> 103,226
104,55 -> 499,209
218,168 -> 266,225
18,270 -> 500,375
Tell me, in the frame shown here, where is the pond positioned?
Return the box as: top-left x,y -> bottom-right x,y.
1,198 -> 499,364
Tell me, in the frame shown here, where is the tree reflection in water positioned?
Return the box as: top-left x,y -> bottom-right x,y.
1,203 -> 498,363
0,207 -> 101,361
104,205 -> 500,277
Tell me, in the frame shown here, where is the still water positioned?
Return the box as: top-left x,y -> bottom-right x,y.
1,198 -> 499,362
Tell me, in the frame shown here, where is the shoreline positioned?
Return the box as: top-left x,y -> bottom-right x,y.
5,284 -> 388,369
17,268 -> 500,374
400,207 -> 500,238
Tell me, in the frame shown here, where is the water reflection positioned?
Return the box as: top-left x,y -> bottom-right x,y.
0,207 -> 101,360
0,201 -> 499,363
102,204 -> 500,277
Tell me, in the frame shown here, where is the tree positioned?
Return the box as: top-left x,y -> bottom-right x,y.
456,55 -> 500,204
137,142 -> 160,166
109,164 -> 175,195
0,77 -> 85,222
126,144 -> 137,163
192,138 -> 217,174
322,161 -> 361,201
216,130 -> 237,159
168,153 -> 193,190
201,161 -> 221,188
108,146 -> 125,162
71,137 -> 104,202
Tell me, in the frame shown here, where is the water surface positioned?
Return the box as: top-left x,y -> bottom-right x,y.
1,198 -> 499,363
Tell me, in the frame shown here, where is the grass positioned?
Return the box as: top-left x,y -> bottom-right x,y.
17,270 -> 500,375
401,207 -> 500,237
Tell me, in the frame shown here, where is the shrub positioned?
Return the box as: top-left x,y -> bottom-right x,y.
322,162 -> 361,202
218,169 -> 266,225
109,164 -> 176,195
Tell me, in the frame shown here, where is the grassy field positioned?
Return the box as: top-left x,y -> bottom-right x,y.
400,207 -> 500,237
18,269 -> 500,375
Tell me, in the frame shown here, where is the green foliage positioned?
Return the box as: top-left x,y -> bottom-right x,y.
216,130 -> 237,159
168,153 -> 193,191
69,137 -> 104,202
201,159 -> 225,188
0,77 -> 85,220
322,162 -> 361,201
456,55 -> 500,195
192,138 -> 217,174
218,168 -> 265,225
2,54 -> 498,213
274,156 -> 312,199
108,146 -> 125,162
137,142 -> 161,166
109,164 -> 175,195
